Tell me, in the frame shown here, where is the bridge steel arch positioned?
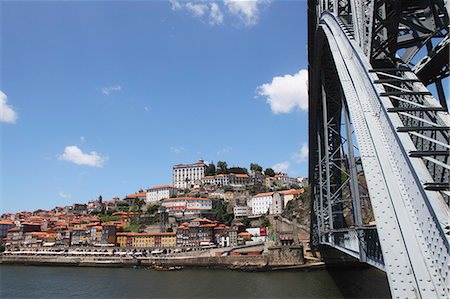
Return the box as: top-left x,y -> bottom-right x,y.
308,1 -> 449,298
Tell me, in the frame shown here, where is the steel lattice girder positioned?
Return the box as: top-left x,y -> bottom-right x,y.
308,3 -> 450,298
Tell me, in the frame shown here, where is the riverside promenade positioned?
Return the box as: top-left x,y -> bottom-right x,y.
0,244 -> 324,270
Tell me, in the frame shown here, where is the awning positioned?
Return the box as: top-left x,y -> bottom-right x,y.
43,242 -> 56,247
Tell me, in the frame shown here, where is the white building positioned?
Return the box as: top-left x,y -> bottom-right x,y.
270,193 -> 284,215
229,174 -> 251,187
146,185 -> 177,203
201,174 -> 229,186
234,206 -> 252,218
279,189 -> 304,207
161,197 -> 212,217
250,192 -> 274,215
173,160 -> 207,189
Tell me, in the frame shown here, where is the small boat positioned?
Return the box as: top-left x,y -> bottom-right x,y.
153,265 -> 183,271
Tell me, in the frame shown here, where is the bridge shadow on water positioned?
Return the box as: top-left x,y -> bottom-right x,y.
319,245 -> 391,298
325,265 -> 391,298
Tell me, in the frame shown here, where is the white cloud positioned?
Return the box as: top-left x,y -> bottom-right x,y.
170,0 -> 182,10
293,142 -> 309,163
272,161 -> 290,173
144,106 -> 151,112
80,136 -> 86,143
59,145 -> 107,167
59,192 -> 71,199
170,0 -> 269,26
185,2 -> 208,17
209,3 -> 224,25
217,146 -> 232,155
224,0 -> 266,26
0,90 -> 18,124
170,146 -> 184,155
257,69 -> 308,114
101,85 -> 122,96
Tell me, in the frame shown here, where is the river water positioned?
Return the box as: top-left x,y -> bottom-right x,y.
0,265 -> 389,298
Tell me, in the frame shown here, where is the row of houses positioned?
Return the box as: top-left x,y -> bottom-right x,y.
117,218 -> 258,249
172,160 -> 306,190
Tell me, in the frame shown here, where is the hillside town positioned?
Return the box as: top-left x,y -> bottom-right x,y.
1,160 -> 309,260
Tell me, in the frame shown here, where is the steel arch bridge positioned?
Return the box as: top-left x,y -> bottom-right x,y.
308,1 -> 449,298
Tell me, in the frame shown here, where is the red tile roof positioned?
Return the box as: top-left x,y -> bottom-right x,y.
148,185 -> 176,190
126,192 -> 146,199
280,189 -> 304,195
253,192 -> 274,198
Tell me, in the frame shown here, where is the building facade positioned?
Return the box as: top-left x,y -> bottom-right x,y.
233,206 -> 252,218
116,232 -> 176,248
250,192 -> 274,215
161,197 -> 212,218
173,160 -> 207,189
146,185 -> 177,203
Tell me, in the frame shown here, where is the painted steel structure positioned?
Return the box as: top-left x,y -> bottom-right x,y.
308,1 -> 449,298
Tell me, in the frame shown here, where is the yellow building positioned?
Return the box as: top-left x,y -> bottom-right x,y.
116,232 -> 176,248
159,232 -> 176,248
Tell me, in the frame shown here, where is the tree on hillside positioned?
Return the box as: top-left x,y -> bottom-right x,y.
205,162 -> 216,176
250,163 -> 263,172
264,168 -> 276,177
217,161 -> 229,174
229,167 -> 248,174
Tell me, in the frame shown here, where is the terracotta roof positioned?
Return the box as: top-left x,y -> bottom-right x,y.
164,197 -> 210,202
148,185 -> 176,190
0,221 -> 14,225
126,192 -> 146,199
238,232 -> 252,236
235,174 -> 249,178
253,192 -> 274,198
280,189 -> 304,195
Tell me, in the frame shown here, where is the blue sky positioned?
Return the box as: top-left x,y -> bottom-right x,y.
1,1 -> 309,213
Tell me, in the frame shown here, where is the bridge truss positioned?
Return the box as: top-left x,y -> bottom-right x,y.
308,1 -> 449,298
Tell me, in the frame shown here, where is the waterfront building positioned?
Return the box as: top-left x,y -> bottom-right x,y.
90,225 -> 103,245
0,220 -> 15,245
176,218 -> 224,247
146,185 -> 177,203
250,192 -> 274,215
71,228 -> 90,246
116,232 -> 176,248
101,224 -> 117,245
173,160 -> 207,189
24,232 -> 57,247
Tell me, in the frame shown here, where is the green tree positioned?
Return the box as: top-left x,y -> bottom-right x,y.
264,168 -> 275,177
250,163 -> 263,172
211,199 -> 234,226
147,203 -> 160,215
229,167 -> 248,174
261,216 -> 271,228
205,162 -> 216,176
242,216 -> 251,227
217,161 -> 229,174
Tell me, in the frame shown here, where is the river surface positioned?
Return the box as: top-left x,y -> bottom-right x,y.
0,265 -> 389,298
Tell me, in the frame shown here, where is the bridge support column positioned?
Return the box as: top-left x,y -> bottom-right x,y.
342,98 -> 366,263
